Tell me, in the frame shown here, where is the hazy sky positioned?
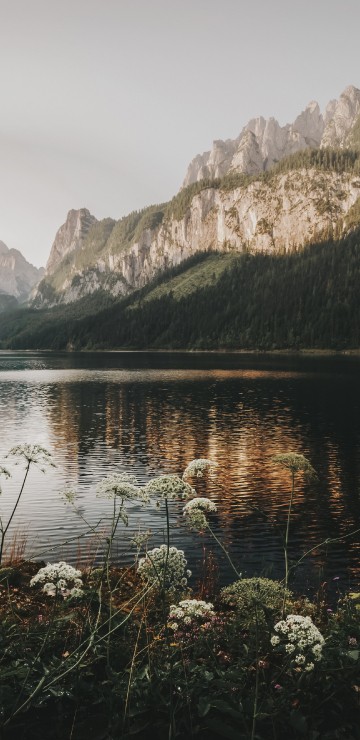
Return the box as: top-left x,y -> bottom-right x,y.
0,0 -> 359,268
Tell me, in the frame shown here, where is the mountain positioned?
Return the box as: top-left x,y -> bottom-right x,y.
26,84 -> 360,314
182,85 -> 360,185
2,226 -> 360,350
0,241 -> 44,309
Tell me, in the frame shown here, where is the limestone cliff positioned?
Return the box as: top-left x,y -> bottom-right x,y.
46,208 -> 97,273
34,166 -> 360,306
321,85 -> 360,148
0,240 -> 44,304
33,83 -> 360,308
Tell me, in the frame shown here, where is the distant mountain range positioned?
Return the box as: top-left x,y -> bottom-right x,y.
1,84 -> 360,350
30,84 -> 360,309
0,241 -> 43,310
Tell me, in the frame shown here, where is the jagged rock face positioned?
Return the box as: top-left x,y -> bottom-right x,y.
0,240 -> 43,302
182,86 -> 360,186
34,84 -> 360,308
46,208 -> 97,273
321,86 -> 360,148
36,169 -> 360,306
115,170 -> 359,289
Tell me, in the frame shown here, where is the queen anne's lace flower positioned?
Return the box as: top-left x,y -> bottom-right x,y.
143,475 -> 195,500
30,561 -> 84,598
183,497 -> 217,530
272,614 -> 324,671
6,444 -> 55,472
271,453 -> 316,478
138,545 -> 191,590
96,473 -> 148,525
96,473 -> 146,501
182,459 -> 218,481
168,598 -> 215,630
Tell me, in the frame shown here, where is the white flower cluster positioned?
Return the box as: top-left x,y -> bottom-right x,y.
138,545 -> 191,590
168,599 -> 215,631
96,473 -> 148,525
96,472 -> 147,501
182,459 -> 218,480
143,475 -> 195,500
183,497 -> 217,530
30,561 -> 84,598
6,444 -> 55,472
271,614 -> 325,672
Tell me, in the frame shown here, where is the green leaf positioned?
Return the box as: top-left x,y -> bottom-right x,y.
348,650 -> 359,661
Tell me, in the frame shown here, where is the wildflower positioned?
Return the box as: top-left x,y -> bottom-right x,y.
270,635 -> 280,646
183,497 -> 217,530
182,459 -> 218,481
272,614 -> 324,672
96,473 -> 146,501
130,530 -> 152,549
138,545 -> 191,590
143,475 -> 195,500
348,637 -> 358,647
30,561 -> 84,598
168,599 -> 215,629
6,444 -> 55,472
61,486 -> 77,504
96,473 -> 147,525
43,583 -> 56,596
295,654 -> 306,665
274,684 -> 282,690
271,452 -> 316,479
69,587 -> 83,599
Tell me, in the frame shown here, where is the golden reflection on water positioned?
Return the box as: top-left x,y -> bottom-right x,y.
0,361 -> 359,587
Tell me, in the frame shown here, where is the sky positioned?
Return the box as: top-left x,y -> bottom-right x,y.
0,0 -> 359,268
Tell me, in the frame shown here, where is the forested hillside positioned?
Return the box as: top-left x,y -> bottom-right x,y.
1,227 -> 360,351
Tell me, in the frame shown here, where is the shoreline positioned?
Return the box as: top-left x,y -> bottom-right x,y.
1,347 -> 360,356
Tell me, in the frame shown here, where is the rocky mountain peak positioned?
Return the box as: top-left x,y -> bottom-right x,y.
321,85 -> 360,148
0,240 -> 44,303
46,208 -> 97,273
182,85 -> 360,187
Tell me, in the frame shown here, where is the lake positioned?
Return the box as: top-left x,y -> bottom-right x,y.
0,350 -> 359,598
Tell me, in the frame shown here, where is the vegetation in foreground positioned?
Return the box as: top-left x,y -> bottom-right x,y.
0,447 -> 359,739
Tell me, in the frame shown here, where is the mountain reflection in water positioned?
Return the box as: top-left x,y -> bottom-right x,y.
0,351 -> 359,597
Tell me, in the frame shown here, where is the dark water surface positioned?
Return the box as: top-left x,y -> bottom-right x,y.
0,350 -> 359,597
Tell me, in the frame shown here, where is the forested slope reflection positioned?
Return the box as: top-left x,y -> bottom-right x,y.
0,359 -> 358,592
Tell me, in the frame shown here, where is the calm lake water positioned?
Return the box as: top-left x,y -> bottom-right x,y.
0,350 -> 359,597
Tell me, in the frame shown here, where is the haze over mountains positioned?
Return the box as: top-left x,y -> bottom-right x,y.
0,241 -> 43,310
1,84 -> 360,314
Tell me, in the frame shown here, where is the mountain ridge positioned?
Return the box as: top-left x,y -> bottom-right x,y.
17,83 -> 360,311
182,85 -> 360,186
0,241 -> 44,307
